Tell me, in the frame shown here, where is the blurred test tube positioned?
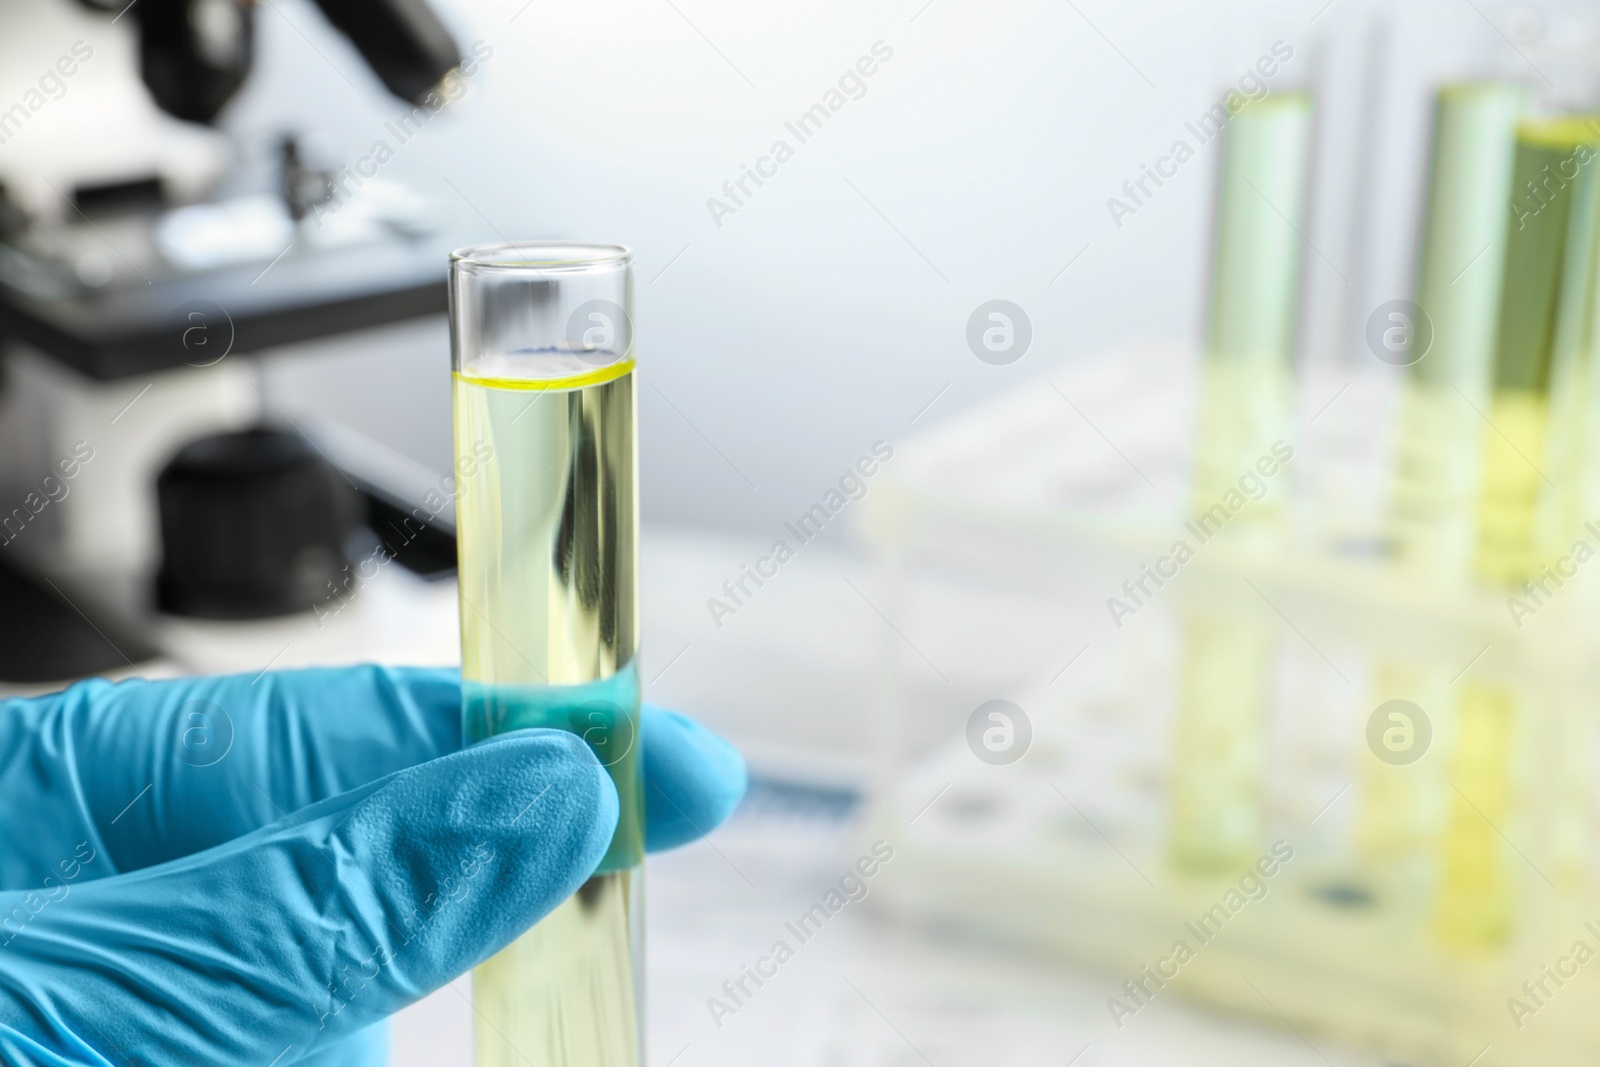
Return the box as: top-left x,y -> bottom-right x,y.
1171,92 -> 1313,874
1191,91 -> 1315,510
1433,116 -> 1600,951
1474,117 -> 1600,585
1360,84 -> 1526,882
1388,82 -> 1528,578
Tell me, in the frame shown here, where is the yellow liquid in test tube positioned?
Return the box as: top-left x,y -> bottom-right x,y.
454,358 -> 644,1067
1433,683 -> 1515,948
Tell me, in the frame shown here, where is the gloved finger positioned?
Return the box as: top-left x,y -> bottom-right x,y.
291,1024 -> 387,1067
0,729 -> 616,1066
0,667 -> 745,886
0,665 -> 461,883
642,709 -> 747,850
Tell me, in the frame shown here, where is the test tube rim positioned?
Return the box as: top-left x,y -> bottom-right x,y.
451,241 -> 634,274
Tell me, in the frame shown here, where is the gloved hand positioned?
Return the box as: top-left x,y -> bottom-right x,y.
0,665 -> 746,1066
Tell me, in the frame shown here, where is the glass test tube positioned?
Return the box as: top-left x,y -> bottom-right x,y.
1474,117 -> 1600,584
1544,121 -> 1600,898
1170,92 -> 1312,873
1565,139 -> 1600,539
1434,117 -> 1600,950
1388,82 -> 1527,577
1533,118 -> 1600,561
1360,84 -> 1526,873
450,243 -> 644,1067
1191,91 -> 1313,508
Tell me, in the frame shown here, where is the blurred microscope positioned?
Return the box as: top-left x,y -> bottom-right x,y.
0,0 -> 467,685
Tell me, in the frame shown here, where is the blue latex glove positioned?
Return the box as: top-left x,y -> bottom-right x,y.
0,665 -> 746,1066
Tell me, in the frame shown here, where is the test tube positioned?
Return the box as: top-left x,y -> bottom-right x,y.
1191,91 -> 1313,512
1433,117 -> 1600,950
1474,117 -> 1600,583
1388,82 -> 1527,576
1170,93 -> 1312,873
450,242 -> 644,1067
1534,118 -> 1600,562
1359,84 -> 1526,872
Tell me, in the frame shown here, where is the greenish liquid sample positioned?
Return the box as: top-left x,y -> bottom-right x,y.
464,668 -> 643,873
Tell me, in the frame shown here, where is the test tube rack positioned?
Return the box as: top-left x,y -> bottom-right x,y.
860,342 -> 1600,1067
